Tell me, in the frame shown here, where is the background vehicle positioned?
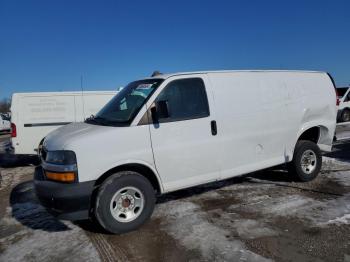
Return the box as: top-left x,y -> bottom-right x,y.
10,91 -> 116,154
0,114 -> 11,133
35,70 -> 337,234
336,87 -> 350,122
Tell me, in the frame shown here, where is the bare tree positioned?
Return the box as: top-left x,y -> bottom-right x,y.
0,98 -> 11,113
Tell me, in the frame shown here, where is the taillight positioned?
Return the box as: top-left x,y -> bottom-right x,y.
11,123 -> 17,137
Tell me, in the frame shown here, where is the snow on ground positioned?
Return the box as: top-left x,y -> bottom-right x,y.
0,167 -> 101,262
154,200 -> 272,262
325,214 -> 350,225
1,154 -> 350,262
151,156 -> 350,261
228,157 -> 350,227
0,212 -> 100,262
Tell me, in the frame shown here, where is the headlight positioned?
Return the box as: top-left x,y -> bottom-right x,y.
45,150 -> 77,165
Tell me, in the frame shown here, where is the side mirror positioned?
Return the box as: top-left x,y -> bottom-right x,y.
151,100 -> 170,121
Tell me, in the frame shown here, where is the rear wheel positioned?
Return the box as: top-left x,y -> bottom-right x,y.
95,171 -> 156,234
288,140 -> 322,182
341,109 -> 350,122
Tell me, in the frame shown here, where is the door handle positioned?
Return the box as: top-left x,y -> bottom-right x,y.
211,120 -> 217,136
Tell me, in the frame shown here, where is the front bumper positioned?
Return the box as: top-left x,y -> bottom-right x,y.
34,166 -> 95,220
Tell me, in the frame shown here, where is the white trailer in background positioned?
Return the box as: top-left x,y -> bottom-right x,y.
10,91 -> 117,154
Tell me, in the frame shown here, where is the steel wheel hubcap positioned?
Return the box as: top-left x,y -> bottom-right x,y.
300,149 -> 317,174
110,187 -> 144,223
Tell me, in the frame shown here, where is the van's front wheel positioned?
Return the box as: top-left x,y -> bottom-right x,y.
288,140 -> 322,182
95,171 -> 156,234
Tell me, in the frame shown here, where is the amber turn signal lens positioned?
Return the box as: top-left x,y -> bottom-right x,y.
45,171 -> 75,182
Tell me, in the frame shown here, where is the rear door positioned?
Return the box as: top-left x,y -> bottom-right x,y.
145,75 -> 221,192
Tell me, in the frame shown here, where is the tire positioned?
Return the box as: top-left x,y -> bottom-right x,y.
341,109 -> 350,123
288,140 -> 322,182
95,171 -> 156,234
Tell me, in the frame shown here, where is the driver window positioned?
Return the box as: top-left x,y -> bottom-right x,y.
138,78 -> 210,125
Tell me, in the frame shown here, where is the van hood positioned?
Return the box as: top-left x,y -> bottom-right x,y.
43,122 -> 114,150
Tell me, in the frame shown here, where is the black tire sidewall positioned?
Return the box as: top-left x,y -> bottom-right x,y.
341,109 -> 350,122
95,171 -> 156,234
292,140 -> 322,182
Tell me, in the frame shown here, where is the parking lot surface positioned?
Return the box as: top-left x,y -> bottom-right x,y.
1,136 -> 350,261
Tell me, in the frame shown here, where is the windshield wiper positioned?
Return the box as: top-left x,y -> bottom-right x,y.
85,115 -> 109,126
85,115 -> 130,126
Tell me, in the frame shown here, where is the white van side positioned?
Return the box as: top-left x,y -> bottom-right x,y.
34,70 -> 337,234
10,91 -> 116,154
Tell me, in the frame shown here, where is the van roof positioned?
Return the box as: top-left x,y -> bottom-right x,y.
147,70 -> 327,80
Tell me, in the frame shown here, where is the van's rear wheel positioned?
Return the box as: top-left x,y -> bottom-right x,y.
95,171 -> 156,234
288,140 -> 322,182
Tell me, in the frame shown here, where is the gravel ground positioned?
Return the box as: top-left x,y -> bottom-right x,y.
0,130 -> 350,262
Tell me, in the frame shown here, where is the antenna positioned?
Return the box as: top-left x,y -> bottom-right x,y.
81,75 -> 86,120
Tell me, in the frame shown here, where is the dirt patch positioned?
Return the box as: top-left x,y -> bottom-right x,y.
196,195 -> 242,212
83,217 -> 201,262
244,216 -> 350,262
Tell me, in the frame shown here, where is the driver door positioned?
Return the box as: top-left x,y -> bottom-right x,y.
143,75 -> 221,192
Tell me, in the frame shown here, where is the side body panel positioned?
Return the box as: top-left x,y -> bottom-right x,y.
208,72 -> 270,179
208,71 -> 336,180
290,73 -> 336,152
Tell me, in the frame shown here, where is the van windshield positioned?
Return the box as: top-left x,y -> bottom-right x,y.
86,79 -> 163,126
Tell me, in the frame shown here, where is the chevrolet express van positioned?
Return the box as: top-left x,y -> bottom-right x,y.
34,70 -> 337,234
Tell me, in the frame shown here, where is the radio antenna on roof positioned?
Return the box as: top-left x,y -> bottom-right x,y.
151,71 -> 162,77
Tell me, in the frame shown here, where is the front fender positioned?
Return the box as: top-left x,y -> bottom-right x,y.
96,159 -> 164,193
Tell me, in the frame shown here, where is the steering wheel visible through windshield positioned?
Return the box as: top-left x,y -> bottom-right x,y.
86,79 -> 163,126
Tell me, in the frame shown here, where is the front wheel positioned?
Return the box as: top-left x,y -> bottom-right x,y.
95,171 -> 156,234
288,140 -> 322,182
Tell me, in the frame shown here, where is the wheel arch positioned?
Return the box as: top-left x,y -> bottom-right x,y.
94,162 -> 163,194
296,126 -> 320,144
294,123 -> 333,153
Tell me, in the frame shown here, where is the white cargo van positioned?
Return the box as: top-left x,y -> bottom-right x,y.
10,91 -> 116,154
34,70 -> 337,234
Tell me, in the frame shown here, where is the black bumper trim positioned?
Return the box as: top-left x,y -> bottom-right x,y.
34,166 -> 95,221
